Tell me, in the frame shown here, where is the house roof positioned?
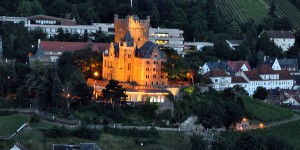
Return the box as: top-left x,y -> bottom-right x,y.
263,30 -> 295,39
243,71 -> 262,81
205,70 -> 229,77
13,144 -> 29,150
232,76 -> 248,83
226,40 -> 243,45
263,57 -> 277,66
276,70 -> 293,80
137,41 -> 165,59
206,61 -> 229,72
255,64 -> 276,74
278,58 -> 298,69
123,30 -> 134,46
227,60 -> 252,72
27,15 -> 76,25
39,41 -> 110,53
80,143 -> 101,150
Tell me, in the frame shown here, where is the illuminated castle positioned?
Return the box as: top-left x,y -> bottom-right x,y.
103,15 -> 168,86
114,15 -> 150,48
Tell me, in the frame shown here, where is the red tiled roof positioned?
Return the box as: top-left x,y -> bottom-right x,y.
227,60 -> 252,72
232,76 -> 248,83
205,70 -> 229,77
243,71 -> 262,81
276,70 -> 293,80
255,64 -> 276,74
40,41 -> 110,53
264,30 -> 295,39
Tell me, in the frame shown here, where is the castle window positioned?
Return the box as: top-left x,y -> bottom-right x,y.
146,61 -> 150,64
146,68 -> 150,71
161,61 -> 164,64
146,82 -> 148,85
162,82 -> 164,85
154,55 -> 158,57
128,54 -> 131,58
153,75 -> 156,78
161,68 -> 164,72
161,75 -> 164,78
154,61 -> 158,64
156,82 -> 158,85
128,63 -> 131,70
153,68 -> 156,71
146,75 -> 149,78
152,82 -> 154,85
104,61 -> 106,67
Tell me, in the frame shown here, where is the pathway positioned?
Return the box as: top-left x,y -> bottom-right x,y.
265,113 -> 300,127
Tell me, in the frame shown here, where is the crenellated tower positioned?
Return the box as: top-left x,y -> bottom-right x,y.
114,15 -> 150,48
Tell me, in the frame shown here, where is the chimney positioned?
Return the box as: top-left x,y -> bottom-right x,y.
38,39 -> 41,48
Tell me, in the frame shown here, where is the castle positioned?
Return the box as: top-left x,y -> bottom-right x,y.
102,15 -> 168,86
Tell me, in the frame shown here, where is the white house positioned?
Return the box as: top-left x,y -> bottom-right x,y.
259,30 -> 295,51
206,64 -> 294,96
205,70 -> 231,90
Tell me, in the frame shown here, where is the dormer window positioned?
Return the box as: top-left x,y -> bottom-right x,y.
154,55 -> 158,57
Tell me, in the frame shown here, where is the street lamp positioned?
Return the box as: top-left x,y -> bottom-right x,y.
94,71 -> 99,77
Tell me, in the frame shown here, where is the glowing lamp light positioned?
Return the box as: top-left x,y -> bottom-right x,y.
259,123 -> 264,128
242,118 -> 247,122
94,71 -> 99,77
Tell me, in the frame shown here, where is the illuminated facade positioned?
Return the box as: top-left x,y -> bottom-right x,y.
114,15 -> 150,48
103,15 -> 168,87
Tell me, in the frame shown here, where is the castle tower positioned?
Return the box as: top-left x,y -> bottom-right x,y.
114,15 -> 150,48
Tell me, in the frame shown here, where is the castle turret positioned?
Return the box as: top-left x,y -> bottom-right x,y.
114,15 -> 150,48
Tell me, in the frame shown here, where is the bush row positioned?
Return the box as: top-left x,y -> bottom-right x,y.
103,126 -> 160,138
44,126 -> 101,140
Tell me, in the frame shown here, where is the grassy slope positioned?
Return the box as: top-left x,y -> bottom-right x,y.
216,0 -> 269,23
222,120 -> 300,149
271,0 -> 300,26
0,115 -> 30,136
217,0 -> 300,26
243,96 -> 293,123
0,114 -> 190,150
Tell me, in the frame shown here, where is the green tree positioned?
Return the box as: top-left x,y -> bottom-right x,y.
101,80 -> 128,109
252,86 -> 268,100
190,135 -> 208,150
236,133 -> 260,150
268,1 -> 278,18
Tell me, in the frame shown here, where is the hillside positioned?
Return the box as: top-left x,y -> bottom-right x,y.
271,0 -> 300,26
216,0 -> 300,26
216,0 -> 269,23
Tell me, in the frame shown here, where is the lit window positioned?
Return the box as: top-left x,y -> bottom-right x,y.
153,75 -> 156,78
128,54 -> 131,58
146,68 -> 150,71
128,63 -> 131,70
146,61 -> 150,64
153,68 -> 156,71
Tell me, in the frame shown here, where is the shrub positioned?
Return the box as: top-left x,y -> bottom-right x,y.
0,110 -> 17,116
45,126 -> 68,138
103,126 -> 160,138
102,118 -> 109,125
30,113 -> 40,124
72,126 -> 101,140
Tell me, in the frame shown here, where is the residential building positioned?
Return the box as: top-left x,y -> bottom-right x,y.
30,39 -> 109,63
184,42 -> 214,51
259,30 -> 295,51
201,60 -> 251,75
149,27 -> 184,55
226,40 -> 243,50
205,64 -> 294,96
205,69 -> 231,90
0,15 -> 112,38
